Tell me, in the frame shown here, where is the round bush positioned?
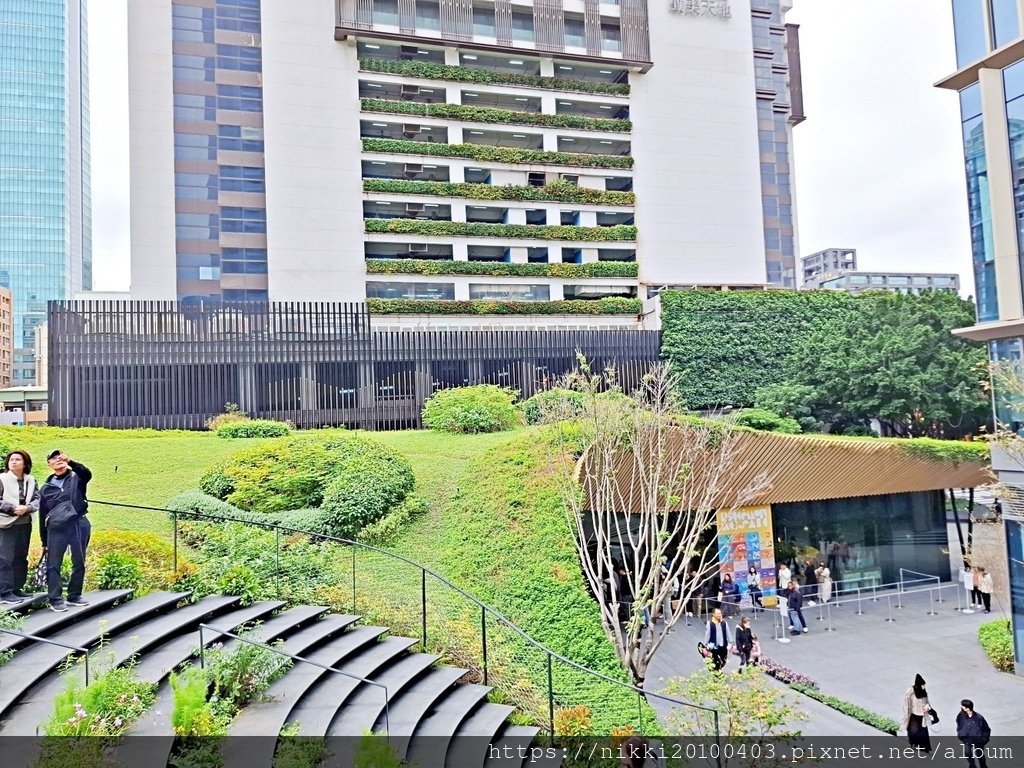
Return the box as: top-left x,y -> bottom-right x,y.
422,385 -> 521,433
216,419 -> 291,439
196,432 -> 416,537
520,388 -> 585,425
732,407 -> 802,434
95,552 -> 144,591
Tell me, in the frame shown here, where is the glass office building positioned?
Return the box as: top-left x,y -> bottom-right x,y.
0,0 -> 91,384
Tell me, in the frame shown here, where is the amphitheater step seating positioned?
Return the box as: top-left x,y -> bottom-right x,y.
0,591 -> 552,767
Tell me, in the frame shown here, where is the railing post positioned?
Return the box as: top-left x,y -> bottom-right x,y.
856,587 -> 864,615
713,709 -> 723,768
351,547 -> 356,614
547,651 -> 555,740
421,569 -> 428,649
275,528 -> 281,600
84,653 -> 90,687
927,588 -> 937,616
481,605 -> 488,686
885,594 -> 895,623
199,625 -> 205,669
637,691 -> 643,736
172,511 -> 178,573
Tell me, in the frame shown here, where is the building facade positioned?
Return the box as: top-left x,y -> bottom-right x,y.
941,0 -> 1024,674
801,246 -> 857,284
127,0 -> 804,311
0,287 -> 12,389
805,270 -> 961,296
0,0 -> 91,385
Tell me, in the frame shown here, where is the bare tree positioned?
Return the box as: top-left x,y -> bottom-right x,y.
542,359 -> 769,684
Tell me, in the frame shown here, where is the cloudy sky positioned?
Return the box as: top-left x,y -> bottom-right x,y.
85,0 -> 975,294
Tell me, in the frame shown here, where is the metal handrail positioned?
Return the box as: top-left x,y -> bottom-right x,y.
198,623 -> 390,735
92,498 -> 720,732
0,627 -> 91,684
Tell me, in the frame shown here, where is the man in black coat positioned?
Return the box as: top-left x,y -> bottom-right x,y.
956,699 -> 991,768
38,451 -> 92,613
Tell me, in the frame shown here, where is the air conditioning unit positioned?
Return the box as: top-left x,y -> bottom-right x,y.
400,84 -> 421,99
402,124 -> 422,138
408,243 -> 429,255
406,202 -> 425,215
403,163 -> 423,177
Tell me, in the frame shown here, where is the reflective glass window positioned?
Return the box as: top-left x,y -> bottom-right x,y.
991,0 -> 1021,48
952,0 -> 989,67
962,83 -> 998,320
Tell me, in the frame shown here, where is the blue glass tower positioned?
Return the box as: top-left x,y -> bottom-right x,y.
0,0 -> 91,384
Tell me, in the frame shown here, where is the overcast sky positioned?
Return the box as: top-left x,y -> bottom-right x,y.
85,0 -> 975,294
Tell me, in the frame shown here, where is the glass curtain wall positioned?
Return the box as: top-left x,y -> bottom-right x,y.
961,83 -> 998,321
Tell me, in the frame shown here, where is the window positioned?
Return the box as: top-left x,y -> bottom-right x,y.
887,276 -> 909,286
912,276 -> 931,286
527,172 -> 546,187
473,5 -> 496,36
373,0 -> 399,25
365,281 -> 454,299
220,207 -> 267,234
601,23 -> 621,52
512,11 -> 534,41
469,284 -> 550,300
564,16 -> 585,47
220,166 -> 266,193
218,125 -> 264,152
223,289 -> 269,301
416,0 -> 441,30
952,0 -> 989,67
991,0 -> 1020,48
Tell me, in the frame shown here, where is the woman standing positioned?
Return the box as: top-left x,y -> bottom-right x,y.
747,566 -> 763,612
735,616 -> 754,668
817,564 -> 833,604
720,573 -> 739,617
979,568 -> 993,613
0,450 -> 39,604
901,674 -> 933,753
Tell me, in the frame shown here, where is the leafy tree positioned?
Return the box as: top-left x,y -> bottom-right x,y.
753,383 -> 823,433
731,407 -> 802,434
787,291 -> 989,437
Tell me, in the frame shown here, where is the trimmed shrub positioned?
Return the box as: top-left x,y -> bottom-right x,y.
360,98 -> 631,132
358,57 -> 631,95
318,457 -> 417,538
365,259 -> 637,279
422,385 -> 521,434
731,408 -> 802,434
356,495 -> 428,546
206,403 -> 249,432
367,297 -> 642,315
362,138 -> 634,169
84,531 -> 182,592
979,618 -> 1014,672
520,389 -> 585,425
216,419 -> 291,439
216,563 -> 261,606
364,218 -> 637,242
362,178 -> 635,206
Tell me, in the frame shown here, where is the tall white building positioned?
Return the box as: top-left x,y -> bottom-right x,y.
127,0 -> 803,312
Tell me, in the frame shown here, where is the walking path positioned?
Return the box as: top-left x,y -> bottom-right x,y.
644,582 -> 1023,737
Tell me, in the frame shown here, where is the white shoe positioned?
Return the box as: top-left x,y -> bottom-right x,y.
803,627 -> 809,633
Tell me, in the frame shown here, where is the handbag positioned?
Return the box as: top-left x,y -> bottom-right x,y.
929,709 -> 940,725
697,642 -> 711,659
0,511 -> 19,530
32,555 -> 47,590
44,501 -> 77,529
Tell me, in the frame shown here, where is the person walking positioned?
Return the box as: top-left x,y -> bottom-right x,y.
703,608 -> 731,671
735,616 -> 754,668
978,569 -> 993,614
777,578 -> 792,630
0,450 -> 40,604
747,566 -> 764,612
786,580 -> 808,635
38,451 -> 92,613
956,699 -> 991,768
817,564 -> 833,604
901,674 -> 933,754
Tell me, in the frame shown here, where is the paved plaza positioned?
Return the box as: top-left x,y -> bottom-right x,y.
644,578 -> 1023,737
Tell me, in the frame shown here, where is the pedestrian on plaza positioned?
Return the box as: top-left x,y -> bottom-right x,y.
901,673 -> 933,754
777,577 -> 791,629
38,451 -> 93,613
786,580 -> 808,635
0,450 -> 40,604
803,559 -> 818,603
720,573 -> 740,617
685,568 -> 700,617
747,565 -> 764,612
978,569 -> 993,614
817,564 -> 833,604
956,699 -> 991,768
971,566 -> 983,608
778,563 -> 792,593
750,634 -> 761,665
703,608 -> 731,671
734,615 -> 754,668
703,572 -> 721,615
963,567 -> 976,608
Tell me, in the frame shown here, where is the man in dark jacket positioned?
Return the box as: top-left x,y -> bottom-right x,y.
787,580 -> 808,635
38,451 -> 92,613
956,699 -> 991,768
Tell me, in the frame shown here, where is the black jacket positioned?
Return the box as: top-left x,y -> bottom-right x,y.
735,626 -> 753,652
956,711 -> 991,745
38,461 -> 92,546
787,589 -> 804,610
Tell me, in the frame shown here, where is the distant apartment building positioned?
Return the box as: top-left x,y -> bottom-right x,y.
805,270 -> 961,296
126,0 -> 805,317
0,1 -> 92,384
0,287 -> 12,389
801,247 -> 857,284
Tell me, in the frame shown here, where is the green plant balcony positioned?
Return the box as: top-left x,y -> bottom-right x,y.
360,98 -> 631,133
365,258 -> 638,278
362,138 -> 634,169
364,218 -> 637,241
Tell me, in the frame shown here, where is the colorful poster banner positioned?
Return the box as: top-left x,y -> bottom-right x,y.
716,504 -> 778,606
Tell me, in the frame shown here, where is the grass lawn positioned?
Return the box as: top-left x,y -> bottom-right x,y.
0,427 -> 270,536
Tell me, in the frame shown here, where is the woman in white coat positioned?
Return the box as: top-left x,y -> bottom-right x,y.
817,564 -> 833,604
0,450 -> 39,603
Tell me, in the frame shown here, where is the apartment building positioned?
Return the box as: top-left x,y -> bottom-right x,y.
0,287 -> 12,389
804,270 -> 961,296
801,247 -> 857,284
127,0 -> 804,314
